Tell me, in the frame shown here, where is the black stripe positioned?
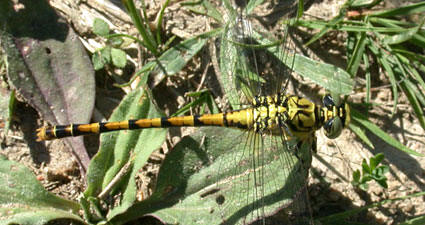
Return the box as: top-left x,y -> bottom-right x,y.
45,128 -> 56,139
223,113 -> 228,127
72,124 -> 79,136
72,124 -> 90,136
128,120 -> 138,129
99,122 -> 108,132
193,115 -> 202,126
340,106 -> 347,127
55,125 -> 71,138
315,107 -> 321,128
282,97 -> 288,107
161,117 -> 172,127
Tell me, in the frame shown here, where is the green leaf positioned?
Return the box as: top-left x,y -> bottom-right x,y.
93,18 -> 110,37
110,127 -> 313,224
346,31 -> 367,76
348,122 -> 374,149
111,48 -> 127,68
351,109 -> 423,156
0,1 -> 95,170
371,153 -> 385,168
351,0 -> 382,8
352,169 -> 361,183
383,23 -> 423,45
122,0 -> 158,55
108,36 -> 124,48
100,46 -> 112,63
84,88 -> 167,221
304,1 -> 350,46
183,0 -> 223,24
157,35 -> 209,76
376,178 -> 388,189
92,51 -> 106,70
399,215 -> 425,225
359,183 -> 369,191
0,155 -> 83,225
252,32 -> 354,95
361,159 -> 371,174
370,1 -> 425,17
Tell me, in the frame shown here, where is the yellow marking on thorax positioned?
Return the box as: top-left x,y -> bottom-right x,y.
287,97 -> 317,130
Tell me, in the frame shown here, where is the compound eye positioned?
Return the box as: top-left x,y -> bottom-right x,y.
322,95 -> 335,108
323,117 -> 343,139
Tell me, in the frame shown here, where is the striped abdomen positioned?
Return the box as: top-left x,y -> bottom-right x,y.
36,108 -> 255,141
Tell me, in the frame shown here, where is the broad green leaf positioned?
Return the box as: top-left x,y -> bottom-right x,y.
157,35 -> 209,75
84,88 -> 166,221
108,36 -> 125,48
219,23 -> 244,108
93,18 -> 110,37
0,155 -> 83,225
111,48 -> 127,68
0,0 -> 95,170
111,127 -> 313,224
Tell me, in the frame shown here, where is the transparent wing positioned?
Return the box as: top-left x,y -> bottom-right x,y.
216,0 -> 315,223
197,127 -> 313,224
219,1 -> 296,109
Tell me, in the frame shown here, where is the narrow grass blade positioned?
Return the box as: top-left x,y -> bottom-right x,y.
351,109 -> 423,157
370,1 -> 425,17
400,79 -> 425,129
349,122 -> 374,149
346,31 -> 367,76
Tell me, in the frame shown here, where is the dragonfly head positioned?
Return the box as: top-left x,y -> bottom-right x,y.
322,95 -> 350,139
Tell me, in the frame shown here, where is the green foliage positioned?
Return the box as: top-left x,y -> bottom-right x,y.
0,155 -> 83,224
297,0 -> 425,156
171,89 -> 220,116
2,0 -> 424,224
299,1 -> 425,129
352,153 -> 389,191
91,18 -> 127,70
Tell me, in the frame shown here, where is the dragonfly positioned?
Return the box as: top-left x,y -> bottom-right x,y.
36,1 -> 351,224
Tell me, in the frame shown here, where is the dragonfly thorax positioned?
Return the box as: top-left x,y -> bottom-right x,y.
251,94 -> 318,139
250,94 -> 350,140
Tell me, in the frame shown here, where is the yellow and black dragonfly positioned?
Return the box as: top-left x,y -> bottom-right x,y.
36,0 -> 353,224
